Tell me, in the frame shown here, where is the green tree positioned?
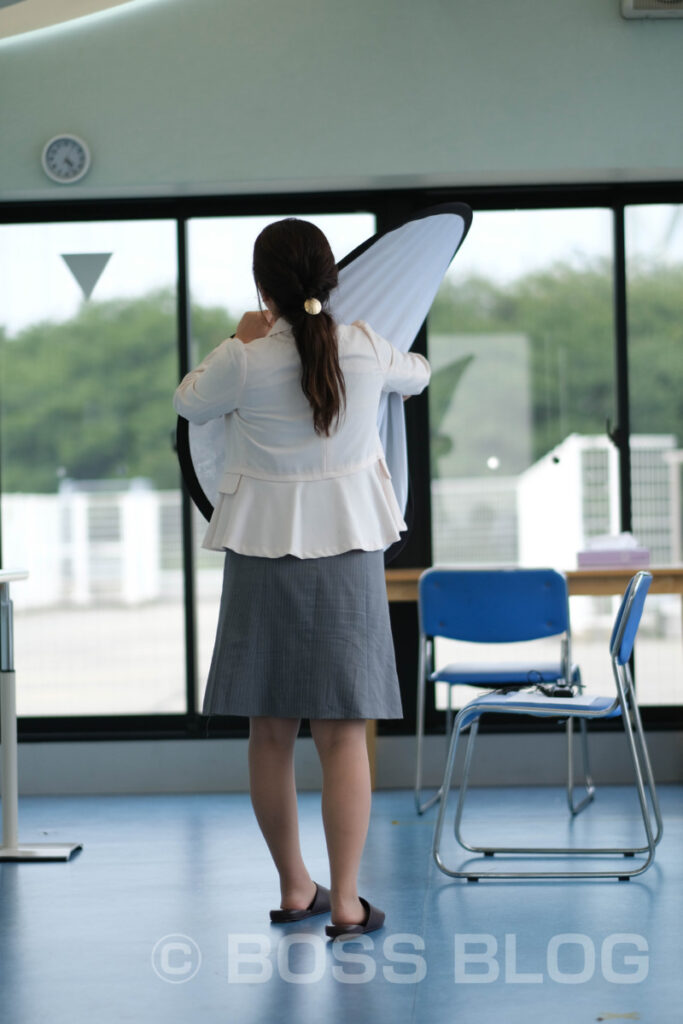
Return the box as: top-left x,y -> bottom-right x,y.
1,265 -> 680,494
428,260 -> 683,469
0,289 -> 236,491
626,264 -> 683,435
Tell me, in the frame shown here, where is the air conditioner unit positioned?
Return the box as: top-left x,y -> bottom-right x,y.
622,0 -> 683,17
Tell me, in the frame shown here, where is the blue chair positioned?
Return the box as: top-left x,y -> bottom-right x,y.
431,570 -> 663,880
415,567 -> 591,815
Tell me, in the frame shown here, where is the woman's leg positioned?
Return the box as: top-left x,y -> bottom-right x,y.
309,718 -> 371,928
248,716 -> 316,910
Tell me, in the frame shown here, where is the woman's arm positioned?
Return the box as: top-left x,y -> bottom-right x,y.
383,347 -> 431,396
173,336 -> 247,424
354,320 -> 431,397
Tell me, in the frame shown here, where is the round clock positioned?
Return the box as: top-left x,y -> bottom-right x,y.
41,134 -> 91,184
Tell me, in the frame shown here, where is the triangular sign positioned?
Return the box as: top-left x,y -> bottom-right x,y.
61,253 -> 112,300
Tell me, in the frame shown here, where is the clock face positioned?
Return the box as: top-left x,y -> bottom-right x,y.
42,135 -> 91,184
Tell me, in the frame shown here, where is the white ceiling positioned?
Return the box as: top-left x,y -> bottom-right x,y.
0,0 -> 138,41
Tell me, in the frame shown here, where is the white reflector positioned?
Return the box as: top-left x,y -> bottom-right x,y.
177,203 -> 472,558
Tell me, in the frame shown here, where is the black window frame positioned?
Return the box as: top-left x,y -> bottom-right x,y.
1,179 -> 681,744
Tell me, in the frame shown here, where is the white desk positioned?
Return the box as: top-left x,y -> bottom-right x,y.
0,569 -> 82,861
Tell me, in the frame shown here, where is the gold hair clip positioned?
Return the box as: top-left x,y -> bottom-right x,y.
304,298 -> 322,315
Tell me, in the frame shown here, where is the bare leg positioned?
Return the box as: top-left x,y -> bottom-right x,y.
248,716 -> 316,911
310,718 -> 371,927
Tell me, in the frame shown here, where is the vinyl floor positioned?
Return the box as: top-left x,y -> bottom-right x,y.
0,785 -> 681,1023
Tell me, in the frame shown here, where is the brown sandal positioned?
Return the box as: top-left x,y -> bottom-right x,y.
325,897 -> 385,939
270,883 -> 331,923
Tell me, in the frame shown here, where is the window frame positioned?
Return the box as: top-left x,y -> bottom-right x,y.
1,180 -> 681,742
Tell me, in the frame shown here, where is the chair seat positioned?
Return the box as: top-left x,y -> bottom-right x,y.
459,690 -> 621,729
430,660 -> 580,686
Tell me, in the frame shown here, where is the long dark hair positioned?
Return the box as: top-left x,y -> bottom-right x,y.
253,218 -> 346,437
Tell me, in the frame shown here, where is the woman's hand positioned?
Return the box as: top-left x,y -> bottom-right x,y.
235,310 -> 274,343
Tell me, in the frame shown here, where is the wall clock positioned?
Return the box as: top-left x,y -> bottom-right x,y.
41,134 -> 91,184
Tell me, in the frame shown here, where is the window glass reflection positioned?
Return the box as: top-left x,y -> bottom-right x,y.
625,204 -> 683,702
0,220 -> 185,716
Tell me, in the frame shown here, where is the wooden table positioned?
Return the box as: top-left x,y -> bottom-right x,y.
565,566 -> 683,602
385,565 -> 683,604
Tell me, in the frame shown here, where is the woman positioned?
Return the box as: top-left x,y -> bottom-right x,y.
173,218 -> 430,938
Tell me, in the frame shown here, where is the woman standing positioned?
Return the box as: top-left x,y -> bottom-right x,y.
174,218 -> 430,937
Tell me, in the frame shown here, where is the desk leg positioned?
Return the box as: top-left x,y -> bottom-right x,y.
0,673 -> 82,862
366,719 -> 377,791
1,670 -> 19,851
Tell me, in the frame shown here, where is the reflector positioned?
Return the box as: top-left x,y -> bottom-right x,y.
176,203 -> 472,561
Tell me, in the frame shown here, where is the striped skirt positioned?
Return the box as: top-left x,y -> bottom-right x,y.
202,547 -> 403,719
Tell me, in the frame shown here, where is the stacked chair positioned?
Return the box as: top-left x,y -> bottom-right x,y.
415,568 -> 592,816
422,569 -> 662,880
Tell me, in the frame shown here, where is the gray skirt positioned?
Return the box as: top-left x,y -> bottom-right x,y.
202,547 -> 403,720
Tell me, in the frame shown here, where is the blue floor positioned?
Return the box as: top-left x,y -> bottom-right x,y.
0,786 -> 681,1023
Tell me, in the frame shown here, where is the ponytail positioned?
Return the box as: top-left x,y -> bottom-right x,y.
253,219 -> 346,437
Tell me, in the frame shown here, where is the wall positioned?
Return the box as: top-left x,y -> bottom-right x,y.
1,0 -> 682,201
11,732 -> 683,793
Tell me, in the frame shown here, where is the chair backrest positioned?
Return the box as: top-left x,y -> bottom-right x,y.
418,567 -> 570,643
609,574 -> 635,654
610,571 -> 652,666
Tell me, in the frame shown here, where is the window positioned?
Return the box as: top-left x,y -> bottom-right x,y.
426,208 -> 620,709
0,219 -> 185,716
428,207 -> 614,568
1,185 -> 679,734
625,204 -> 683,704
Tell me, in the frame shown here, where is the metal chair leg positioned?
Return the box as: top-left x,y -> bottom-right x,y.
620,664 -> 663,846
444,701 -> 454,773
432,708 -> 467,872
433,696 -> 661,879
453,719 -> 479,848
415,637 -> 443,814
611,666 -> 657,869
566,717 -> 595,816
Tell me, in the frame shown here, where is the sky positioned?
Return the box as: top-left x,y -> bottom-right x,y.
0,204 -> 681,337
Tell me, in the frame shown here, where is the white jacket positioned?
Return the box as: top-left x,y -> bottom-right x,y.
173,317 -> 431,557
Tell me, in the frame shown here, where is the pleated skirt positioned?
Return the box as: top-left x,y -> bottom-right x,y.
202,547 -> 403,719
